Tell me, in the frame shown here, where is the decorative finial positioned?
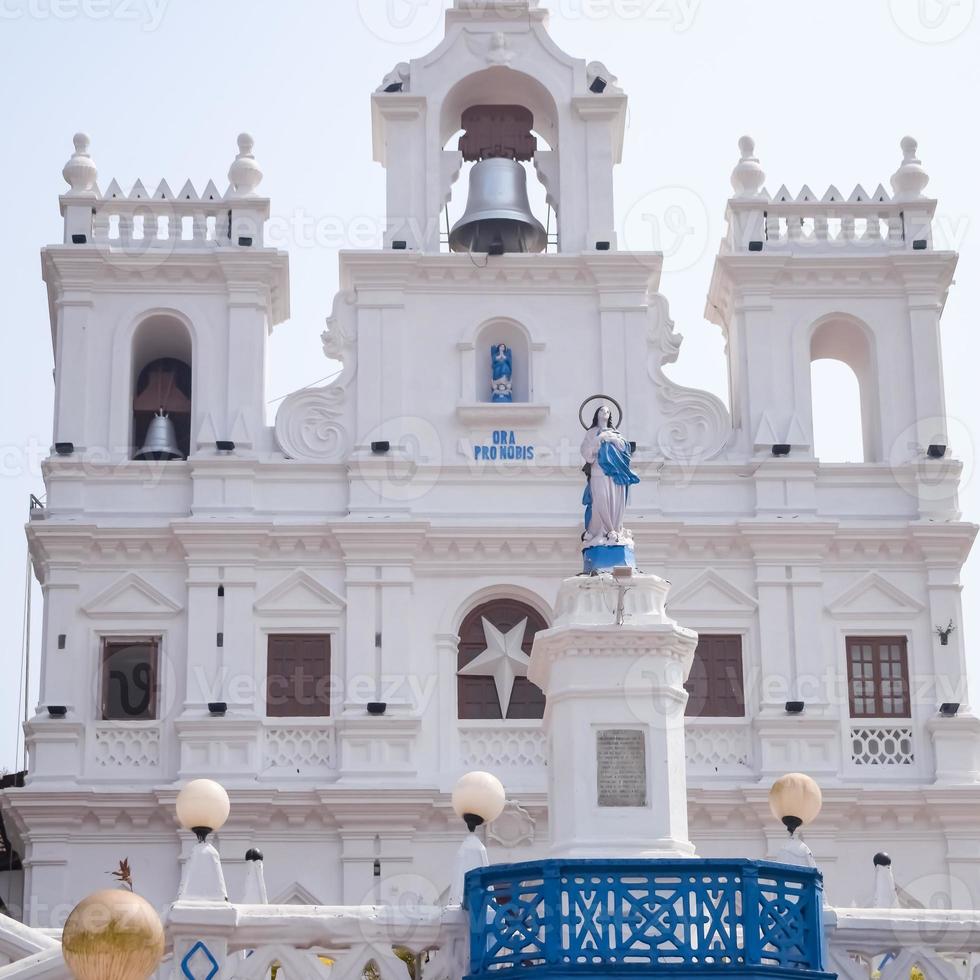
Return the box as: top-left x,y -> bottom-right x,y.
227,132 -> 263,198
62,132 -> 98,197
871,851 -> 899,909
890,135 -> 929,201
731,135 -> 765,199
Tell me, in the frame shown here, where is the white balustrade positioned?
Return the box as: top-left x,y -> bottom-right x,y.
850,725 -> 915,768
458,723 -> 547,770
59,133 -> 271,250
727,188 -> 931,253
5,896 -> 980,980
88,180 -> 233,250
725,136 -> 937,254
92,722 -> 162,771
263,724 -> 337,776
685,720 -> 754,776
826,907 -> 980,980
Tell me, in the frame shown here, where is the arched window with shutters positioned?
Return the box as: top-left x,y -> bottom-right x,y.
457,598 -> 547,720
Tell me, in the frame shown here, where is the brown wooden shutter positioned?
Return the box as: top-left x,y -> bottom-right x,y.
101,639 -> 159,720
457,600 -> 547,720
685,634 -> 745,718
846,636 -> 910,718
266,634 -> 331,718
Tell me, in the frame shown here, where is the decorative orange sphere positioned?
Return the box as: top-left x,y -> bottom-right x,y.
62,889 -> 165,980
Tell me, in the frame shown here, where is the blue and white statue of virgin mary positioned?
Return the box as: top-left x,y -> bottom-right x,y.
580,398 -> 640,573
490,344 -> 513,402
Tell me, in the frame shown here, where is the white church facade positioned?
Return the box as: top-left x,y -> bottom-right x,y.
2,0 -> 978,929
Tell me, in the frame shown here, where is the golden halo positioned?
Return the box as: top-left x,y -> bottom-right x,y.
579,394 -> 623,430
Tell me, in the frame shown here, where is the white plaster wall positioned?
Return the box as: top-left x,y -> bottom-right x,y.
4,0 -> 977,930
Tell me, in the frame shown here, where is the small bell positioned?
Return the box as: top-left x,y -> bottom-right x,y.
449,158 -> 547,254
136,410 -> 182,461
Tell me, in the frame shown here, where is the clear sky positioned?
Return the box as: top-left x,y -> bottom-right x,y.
0,0 -> 977,770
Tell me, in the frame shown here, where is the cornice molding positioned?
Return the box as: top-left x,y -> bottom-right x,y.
41,244 -> 290,324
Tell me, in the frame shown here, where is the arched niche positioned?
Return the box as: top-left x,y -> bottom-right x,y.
456,596 -> 549,721
130,314 -> 193,460
809,315 -> 880,463
474,319 -> 532,403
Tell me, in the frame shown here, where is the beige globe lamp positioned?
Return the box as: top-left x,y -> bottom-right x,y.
769,772 -> 822,869
769,771 -> 822,837
62,888 -> 164,980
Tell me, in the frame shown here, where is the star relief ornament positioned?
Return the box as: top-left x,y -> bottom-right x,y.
458,617 -> 531,714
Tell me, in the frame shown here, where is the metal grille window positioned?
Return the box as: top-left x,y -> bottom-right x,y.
684,634 -> 745,718
101,639 -> 159,721
266,634 -> 332,718
457,600 -> 547,720
846,636 -> 910,718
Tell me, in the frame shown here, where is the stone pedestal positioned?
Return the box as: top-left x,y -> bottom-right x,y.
529,572 -> 698,858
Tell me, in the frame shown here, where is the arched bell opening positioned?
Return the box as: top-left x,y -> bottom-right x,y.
440,70 -> 559,255
130,315 -> 193,461
442,108 -> 555,255
809,315 -> 880,463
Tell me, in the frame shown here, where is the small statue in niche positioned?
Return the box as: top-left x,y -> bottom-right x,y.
490,343 -> 513,402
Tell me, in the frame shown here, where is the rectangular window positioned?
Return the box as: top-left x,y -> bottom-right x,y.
102,639 -> 159,720
846,636 -> 910,718
685,634 -> 745,718
266,634 -> 331,718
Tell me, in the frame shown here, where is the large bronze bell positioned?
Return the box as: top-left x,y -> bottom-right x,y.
449,158 -> 547,254
135,411 -> 182,460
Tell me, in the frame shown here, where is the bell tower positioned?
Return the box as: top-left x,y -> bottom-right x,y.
371,0 -> 626,254
43,132 -> 289,465
706,136 -> 957,507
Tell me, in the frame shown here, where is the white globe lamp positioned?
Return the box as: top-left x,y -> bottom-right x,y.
176,778 -> 230,842
452,771 -> 506,832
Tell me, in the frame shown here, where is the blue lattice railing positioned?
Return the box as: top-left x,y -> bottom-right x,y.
464,858 -> 830,979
